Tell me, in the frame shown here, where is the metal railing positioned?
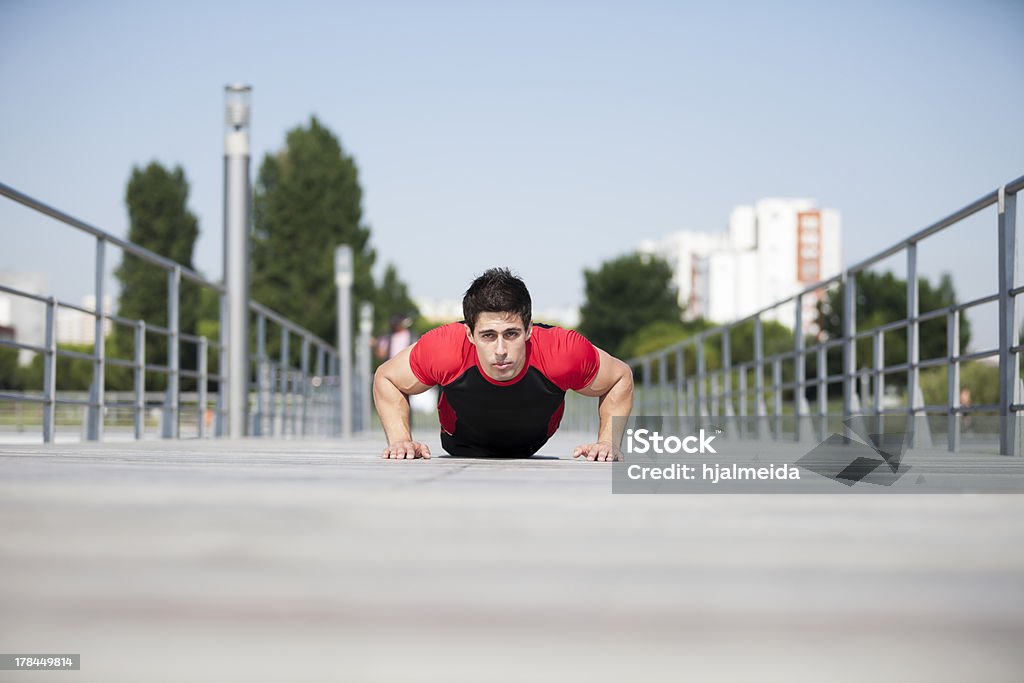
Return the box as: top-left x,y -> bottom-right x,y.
0,181 -> 350,442
626,173 -> 1024,455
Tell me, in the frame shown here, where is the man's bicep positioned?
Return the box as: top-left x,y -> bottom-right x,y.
379,345 -> 433,395
576,348 -> 630,397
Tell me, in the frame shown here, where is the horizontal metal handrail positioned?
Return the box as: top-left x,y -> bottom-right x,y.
627,173 -> 1023,455
2,181 -> 348,444
0,182 -> 223,291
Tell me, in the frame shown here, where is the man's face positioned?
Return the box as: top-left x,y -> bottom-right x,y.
466,312 -> 531,381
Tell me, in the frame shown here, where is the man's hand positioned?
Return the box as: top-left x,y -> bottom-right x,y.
572,441 -> 621,462
381,441 -> 432,460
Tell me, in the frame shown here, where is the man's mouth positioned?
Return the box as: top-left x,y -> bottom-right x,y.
494,361 -> 512,369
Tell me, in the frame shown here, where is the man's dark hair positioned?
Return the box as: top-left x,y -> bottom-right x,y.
462,267 -> 532,331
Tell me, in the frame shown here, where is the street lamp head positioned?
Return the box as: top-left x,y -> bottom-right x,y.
224,84 -> 252,131
335,245 -> 353,287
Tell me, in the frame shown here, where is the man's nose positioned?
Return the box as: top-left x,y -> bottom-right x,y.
495,337 -> 507,355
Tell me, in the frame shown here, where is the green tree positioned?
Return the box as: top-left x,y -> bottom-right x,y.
819,271 -> 971,386
252,117 -> 376,351
374,263 -> 419,336
579,253 -> 683,355
113,162 -> 201,390
0,346 -> 23,390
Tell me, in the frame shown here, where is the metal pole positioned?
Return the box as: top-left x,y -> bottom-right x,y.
695,339 -> 706,417
164,265 -> 180,439
134,321 -> 145,440
947,310 -> 960,453
674,347 -> 684,415
842,271 -> 857,419
358,302 -> 373,433
87,237 -> 106,440
907,243 -> 921,447
998,185 -> 1019,455
279,329 -> 290,436
301,336 -> 311,436
722,329 -> 733,417
42,297 -> 57,443
335,245 -> 354,439
641,359 -> 651,416
753,318 -> 766,418
216,291 -> 227,437
224,84 -> 252,438
657,352 -> 668,416
255,313 -> 266,436
198,336 -> 208,439
873,331 -> 885,416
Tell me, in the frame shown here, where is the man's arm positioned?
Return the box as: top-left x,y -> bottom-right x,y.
373,344 -> 434,459
572,348 -> 634,461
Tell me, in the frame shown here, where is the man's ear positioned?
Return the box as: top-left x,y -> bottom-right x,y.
525,323 -> 532,340
464,323 -> 474,343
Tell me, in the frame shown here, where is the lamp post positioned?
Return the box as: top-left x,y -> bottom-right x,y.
335,245 -> 353,439
224,84 -> 252,438
358,301 -> 374,433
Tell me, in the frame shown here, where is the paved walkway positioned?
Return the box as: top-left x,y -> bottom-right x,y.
1,432 -> 1023,682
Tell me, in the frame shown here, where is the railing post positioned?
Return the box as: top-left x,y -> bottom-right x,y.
947,310 -> 960,452
216,290 -> 227,437
42,297 -> 57,443
87,237 -> 106,441
279,328 -> 290,436
335,246 -> 354,440
163,265 -> 180,439
134,321 -> 145,440
696,338 -> 707,417
316,345 -> 326,436
674,347 -> 684,415
641,358 -> 652,416
772,357 -> 782,438
998,184 -> 1019,455
753,318 -> 766,418
301,335 -> 311,436
873,330 -> 885,416
657,353 -> 668,416
816,345 -> 827,441
255,313 -> 266,436
907,243 -> 925,447
357,303 -> 373,433
198,336 -> 208,439
842,271 -> 858,419
722,329 -> 734,417
794,294 -> 808,417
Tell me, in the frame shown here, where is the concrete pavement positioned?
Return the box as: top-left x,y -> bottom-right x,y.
1,432 -> 1023,682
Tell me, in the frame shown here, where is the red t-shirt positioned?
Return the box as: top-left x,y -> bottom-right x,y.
409,323 -> 600,456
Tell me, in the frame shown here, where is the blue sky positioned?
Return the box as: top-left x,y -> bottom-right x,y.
1,0 -> 1022,348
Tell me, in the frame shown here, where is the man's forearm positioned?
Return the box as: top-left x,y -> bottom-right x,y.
596,375 -> 633,447
373,371 -> 413,445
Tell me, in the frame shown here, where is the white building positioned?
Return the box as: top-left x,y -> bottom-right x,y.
638,199 -> 841,335
0,271 -> 47,364
56,295 -> 114,346
0,272 -> 115,363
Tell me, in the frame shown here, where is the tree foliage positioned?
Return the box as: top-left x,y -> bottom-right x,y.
579,253 -> 683,355
374,263 -> 419,336
113,162 -> 201,390
819,271 -> 970,385
252,117 -> 377,348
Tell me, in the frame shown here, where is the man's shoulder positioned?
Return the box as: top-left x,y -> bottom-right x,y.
529,324 -> 600,391
409,322 -> 472,386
